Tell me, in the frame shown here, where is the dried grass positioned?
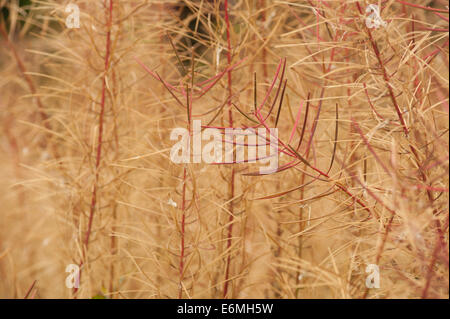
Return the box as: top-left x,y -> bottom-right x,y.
0,0 -> 448,298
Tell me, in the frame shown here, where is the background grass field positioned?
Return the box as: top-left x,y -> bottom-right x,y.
0,0 -> 448,298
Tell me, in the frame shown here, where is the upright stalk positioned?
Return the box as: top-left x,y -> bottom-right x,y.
75,0 -> 113,296
223,0 -> 236,299
84,0 -> 113,252
179,84 -> 191,298
355,2 -> 409,136
178,166 -> 188,298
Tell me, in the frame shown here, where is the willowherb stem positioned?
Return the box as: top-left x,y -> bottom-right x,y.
179,83 -> 192,299
84,0 -> 113,250
223,0 -> 236,299
75,0 -> 114,296
178,166 -> 188,299
23,280 -> 37,299
355,2 -> 409,136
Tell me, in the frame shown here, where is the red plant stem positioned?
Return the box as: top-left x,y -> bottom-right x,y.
434,11 -> 449,22
356,1 -> 447,295
409,142 -> 447,297
137,43 -> 245,299
85,0 -> 113,249
423,39 -> 449,64
356,2 -> 409,136
415,184 -> 449,192
255,92 -> 375,220
179,82 -> 193,299
253,69 -> 376,220
24,280 -> 37,299
304,89 -> 325,155
223,0 -> 235,299
223,169 -> 235,298
75,0 -> 113,295
396,0 -> 449,13
178,166 -> 187,299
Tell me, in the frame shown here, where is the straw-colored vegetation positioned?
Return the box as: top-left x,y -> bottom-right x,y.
0,0 -> 448,298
